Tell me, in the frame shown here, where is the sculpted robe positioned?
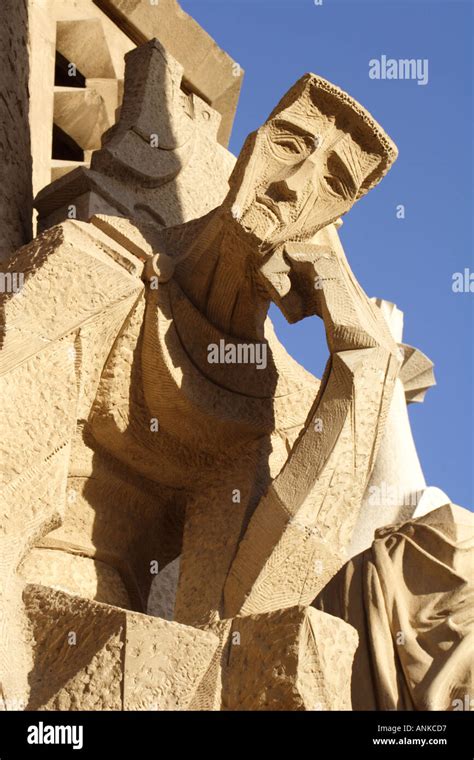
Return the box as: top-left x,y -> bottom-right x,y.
314,503 -> 474,710
0,215 -> 318,704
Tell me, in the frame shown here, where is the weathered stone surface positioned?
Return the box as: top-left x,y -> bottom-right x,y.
0,0 -> 32,260
28,0 -> 135,205
24,584 -> 125,711
35,38 -> 236,233
148,557 -> 180,620
124,612 -> 219,710
224,607 -> 358,711
23,584 -> 219,711
95,0 -> 242,146
349,299 -> 440,557
0,0 -> 240,250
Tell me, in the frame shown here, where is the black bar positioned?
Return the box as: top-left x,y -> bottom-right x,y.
0,710 -> 471,757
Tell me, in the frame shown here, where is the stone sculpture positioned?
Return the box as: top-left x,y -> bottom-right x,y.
35,39 -> 236,231
315,503 -> 473,711
1,39 -> 472,712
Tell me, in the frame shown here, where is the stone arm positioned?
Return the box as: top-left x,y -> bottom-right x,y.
223,225 -> 401,618
349,298 -> 443,557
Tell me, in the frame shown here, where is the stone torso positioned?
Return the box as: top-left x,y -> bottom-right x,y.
18,227 -> 319,620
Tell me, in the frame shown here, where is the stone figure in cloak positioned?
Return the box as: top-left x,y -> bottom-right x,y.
0,39 -> 471,711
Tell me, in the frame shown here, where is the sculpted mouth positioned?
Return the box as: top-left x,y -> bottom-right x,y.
256,196 -> 283,222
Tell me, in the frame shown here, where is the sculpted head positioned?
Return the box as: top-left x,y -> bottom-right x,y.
224,74 -> 398,319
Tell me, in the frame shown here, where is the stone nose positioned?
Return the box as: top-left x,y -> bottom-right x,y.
268,161 -> 316,203
267,179 -> 298,203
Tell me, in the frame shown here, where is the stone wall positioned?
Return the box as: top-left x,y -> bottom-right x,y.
0,0 -> 33,262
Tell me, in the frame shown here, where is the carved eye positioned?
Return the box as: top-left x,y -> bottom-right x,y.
273,134 -> 310,159
324,153 -> 357,200
324,175 -> 348,198
275,138 -> 301,154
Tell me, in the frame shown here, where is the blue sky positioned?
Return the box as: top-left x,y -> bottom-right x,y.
180,0 -> 473,508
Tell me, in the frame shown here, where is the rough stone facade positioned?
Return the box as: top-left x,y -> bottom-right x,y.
0,0 -> 33,261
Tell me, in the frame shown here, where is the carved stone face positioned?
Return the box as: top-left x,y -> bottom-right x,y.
229,118 -> 379,252
225,75 -> 397,321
